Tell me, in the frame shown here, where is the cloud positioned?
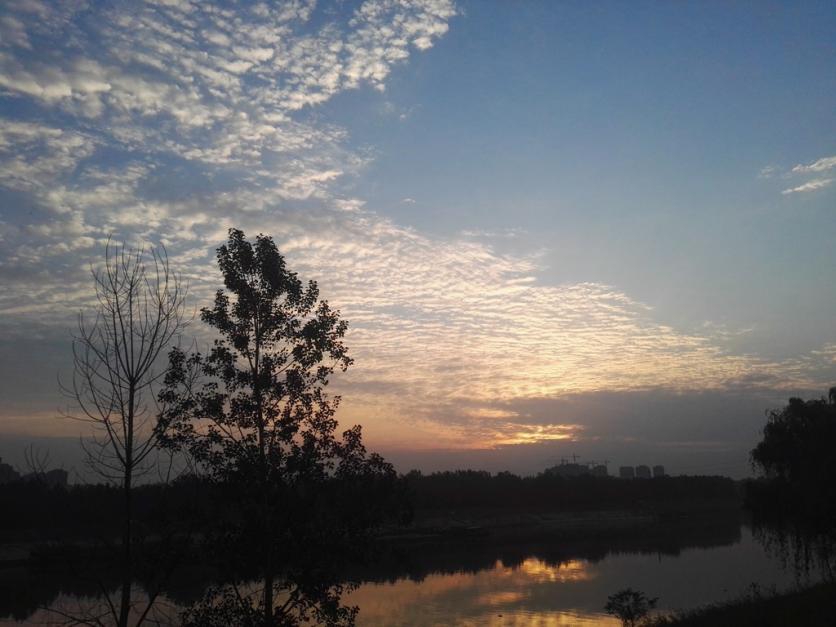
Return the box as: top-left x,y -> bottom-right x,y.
460,227 -> 527,239
0,121 -> 96,193
0,0 -> 457,168
0,0 -> 457,299
763,155 -> 836,195
291,212 -> 835,447
1,0 -> 834,458
781,177 -> 834,195
791,155 -> 836,174
757,165 -> 779,179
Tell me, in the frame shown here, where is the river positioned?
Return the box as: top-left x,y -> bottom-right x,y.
0,517 -> 821,625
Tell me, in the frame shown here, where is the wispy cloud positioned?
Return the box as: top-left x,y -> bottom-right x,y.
791,155 -> 836,175
767,154 -> 836,195
782,177 -> 834,195
757,165 -> 779,179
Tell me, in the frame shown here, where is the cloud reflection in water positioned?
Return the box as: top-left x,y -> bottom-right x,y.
344,557 -> 617,626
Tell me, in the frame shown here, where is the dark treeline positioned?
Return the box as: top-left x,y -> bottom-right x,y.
402,470 -> 739,513
0,472 -> 403,546
0,471 -> 739,546
0,476 -> 208,544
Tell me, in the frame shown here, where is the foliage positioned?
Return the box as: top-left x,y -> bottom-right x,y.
605,588 -> 658,627
179,583 -> 358,627
403,470 -> 738,512
746,389 -> 836,590
158,229 -> 396,626
749,390 -> 836,514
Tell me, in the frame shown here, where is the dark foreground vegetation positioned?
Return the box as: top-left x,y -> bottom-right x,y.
405,470 -> 738,515
649,581 -> 836,626
0,472 -> 739,550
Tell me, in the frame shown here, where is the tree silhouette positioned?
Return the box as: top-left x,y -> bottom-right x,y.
750,390 -> 836,486
747,389 -> 836,587
604,588 -> 658,627
158,229 -> 395,626
749,388 -> 836,519
63,240 -> 187,626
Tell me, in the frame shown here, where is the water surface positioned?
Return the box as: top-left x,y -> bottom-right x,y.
345,526 -> 816,626
1,521 -> 819,625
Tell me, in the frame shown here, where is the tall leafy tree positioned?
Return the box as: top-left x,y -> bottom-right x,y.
750,389 -> 836,517
751,392 -> 836,489
158,229 -> 395,626
748,390 -> 836,582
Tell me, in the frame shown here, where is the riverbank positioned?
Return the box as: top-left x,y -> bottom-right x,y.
650,580 -> 836,626
0,503 -> 741,567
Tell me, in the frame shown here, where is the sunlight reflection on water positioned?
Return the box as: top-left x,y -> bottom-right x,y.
345,557 -> 618,626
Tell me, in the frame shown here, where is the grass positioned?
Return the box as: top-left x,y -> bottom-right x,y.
648,581 -> 836,626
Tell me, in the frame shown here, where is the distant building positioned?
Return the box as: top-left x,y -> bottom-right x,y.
653,465 -> 666,478
0,458 -> 20,484
44,469 -> 68,488
545,462 -> 588,478
635,465 -> 651,479
544,458 -> 610,479
591,464 -> 608,478
619,466 -> 635,479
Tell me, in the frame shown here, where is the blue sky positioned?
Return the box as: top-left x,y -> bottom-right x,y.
332,0 -> 836,353
0,0 -> 834,477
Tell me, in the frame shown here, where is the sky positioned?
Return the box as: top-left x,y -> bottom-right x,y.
0,0 -> 834,479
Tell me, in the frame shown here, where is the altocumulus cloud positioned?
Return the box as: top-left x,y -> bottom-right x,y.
0,0 -> 457,324
0,0 -> 834,451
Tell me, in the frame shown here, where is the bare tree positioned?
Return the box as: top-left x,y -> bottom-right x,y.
62,239 -> 187,627
23,443 -> 51,477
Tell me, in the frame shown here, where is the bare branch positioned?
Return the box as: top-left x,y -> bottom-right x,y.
61,237 -> 189,626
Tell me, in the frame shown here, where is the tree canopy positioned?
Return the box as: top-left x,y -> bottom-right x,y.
750,390 -> 836,513
158,229 -> 396,626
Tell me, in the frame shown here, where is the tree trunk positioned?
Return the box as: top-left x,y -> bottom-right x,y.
263,567 -> 273,625
119,465 -> 132,627
119,398 -> 134,627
